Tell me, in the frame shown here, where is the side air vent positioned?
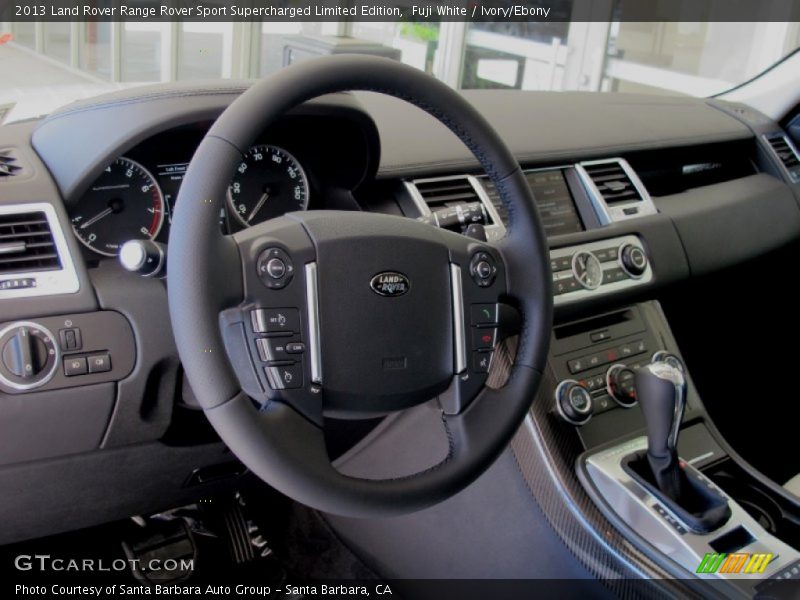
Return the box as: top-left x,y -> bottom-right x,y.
764,134 -> 800,183
0,204 -> 79,298
576,158 -> 657,225
404,175 -> 506,242
0,149 -> 24,178
0,211 -> 61,273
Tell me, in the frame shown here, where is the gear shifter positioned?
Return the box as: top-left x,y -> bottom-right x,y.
636,362 -> 687,500
623,360 -> 731,533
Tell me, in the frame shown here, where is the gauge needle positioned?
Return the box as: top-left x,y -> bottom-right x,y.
247,191 -> 270,223
79,207 -> 114,229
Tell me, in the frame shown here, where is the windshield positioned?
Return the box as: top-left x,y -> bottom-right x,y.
2,18 -> 799,123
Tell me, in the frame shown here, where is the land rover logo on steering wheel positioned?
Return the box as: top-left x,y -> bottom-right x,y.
369,272 -> 410,297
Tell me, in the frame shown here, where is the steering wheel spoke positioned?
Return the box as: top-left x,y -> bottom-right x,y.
220,216 -> 323,425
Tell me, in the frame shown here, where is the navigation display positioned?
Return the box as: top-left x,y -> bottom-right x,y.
482,169 -> 584,237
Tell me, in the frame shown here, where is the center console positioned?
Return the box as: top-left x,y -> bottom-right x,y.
544,296 -> 800,597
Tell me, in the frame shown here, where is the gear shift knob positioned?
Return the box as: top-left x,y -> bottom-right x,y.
636,362 -> 686,459
635,362 -> 687,500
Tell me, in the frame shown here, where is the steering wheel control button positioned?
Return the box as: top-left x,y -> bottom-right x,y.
64,356 -> 88,377
554,380 -> 593,426
251,308 -> 300,335
265,364 -> 302,390
285,342 -> 305,354
87,353 -> 112,374
472,351 -> 492,373
606,363 -> 638,408
572,250 -> 603,290
619,243 -> 648,278
265,257 -> 287,279
256,337 -> 303,363
256,248 -> 294,289
471,328 -> 497,350
469,251 -> 497,287
58,327 -> 82,351
470,303 -> 498,326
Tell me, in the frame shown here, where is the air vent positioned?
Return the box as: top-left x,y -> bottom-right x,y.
405,175 -> 507,242
0,211 -> 61,274
576,158 -> 657,225
764,134 -> 800,183
0,149 -> 24,178
581,161 -> 642,205
413,176 -> 482,208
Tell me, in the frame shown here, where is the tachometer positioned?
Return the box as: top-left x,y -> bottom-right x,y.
228,145 -> 309,227
71,157 -> 166,257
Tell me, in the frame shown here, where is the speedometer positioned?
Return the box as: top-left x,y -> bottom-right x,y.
71,157 -> 166,257
228,145 -> 309,227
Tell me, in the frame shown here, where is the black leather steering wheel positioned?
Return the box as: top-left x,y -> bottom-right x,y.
168,55 -> 552,518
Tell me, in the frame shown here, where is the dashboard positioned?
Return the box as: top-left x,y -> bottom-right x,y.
1,82 -> 800,546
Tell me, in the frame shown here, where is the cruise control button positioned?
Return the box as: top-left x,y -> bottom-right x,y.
265,364 -> 302,390
473,351 -> 492,373
64,356 -> 87,376
251,308 -> 300,334
471,328 -> 497,350
286,342 -> 305,354
87,353 -> 111,373
256,338 -> 297,363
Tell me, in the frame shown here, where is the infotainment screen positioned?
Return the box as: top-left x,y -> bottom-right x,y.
482,169 -> 584,237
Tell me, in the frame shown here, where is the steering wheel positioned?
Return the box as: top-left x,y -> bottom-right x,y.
168,55 -> 552,518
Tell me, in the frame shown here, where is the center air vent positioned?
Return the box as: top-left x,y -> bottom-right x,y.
0,149 -> 24,178
764,134 -> 800,183
405,175 -> 506,241
576,158 -> 657,225
0,211 -> 61,274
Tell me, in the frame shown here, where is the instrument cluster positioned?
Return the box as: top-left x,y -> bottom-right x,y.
69,116 -> 375,258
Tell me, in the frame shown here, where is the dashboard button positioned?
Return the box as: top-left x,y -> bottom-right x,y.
285,342 -> 305,354
64,356 -> 87,376
265,364 -> 302,390
87,353 -> 111,373
59,328 -> 82,352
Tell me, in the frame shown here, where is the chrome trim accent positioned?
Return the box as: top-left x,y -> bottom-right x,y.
583,436 -> 800,592
450,264 -> 466,374
0,203 -> 80,300
0,321 -> 60,391
0,241 -> 26,254
575,158 -> 657,226
305,262 -> 322,385
762,133 -> 800,183
250,309 -> 267,333
551,235 -> 653,306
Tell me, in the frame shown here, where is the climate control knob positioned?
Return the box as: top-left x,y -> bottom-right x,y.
554,379 -> 593,425
606,363 -> 638,408
619,244 -> 648,278
0,322 -> 58,391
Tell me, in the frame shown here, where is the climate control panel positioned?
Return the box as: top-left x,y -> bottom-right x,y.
550,235 -> 652,305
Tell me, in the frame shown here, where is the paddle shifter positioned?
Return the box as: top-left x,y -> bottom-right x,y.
624,360 -> 731,533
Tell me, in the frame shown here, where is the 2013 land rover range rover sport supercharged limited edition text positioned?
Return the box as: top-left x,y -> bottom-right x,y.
1,2 -> 800,598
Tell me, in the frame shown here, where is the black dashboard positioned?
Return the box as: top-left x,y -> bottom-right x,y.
1,82 -> 800,546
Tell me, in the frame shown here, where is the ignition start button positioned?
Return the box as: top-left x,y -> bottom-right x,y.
257,248 -> 294,289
